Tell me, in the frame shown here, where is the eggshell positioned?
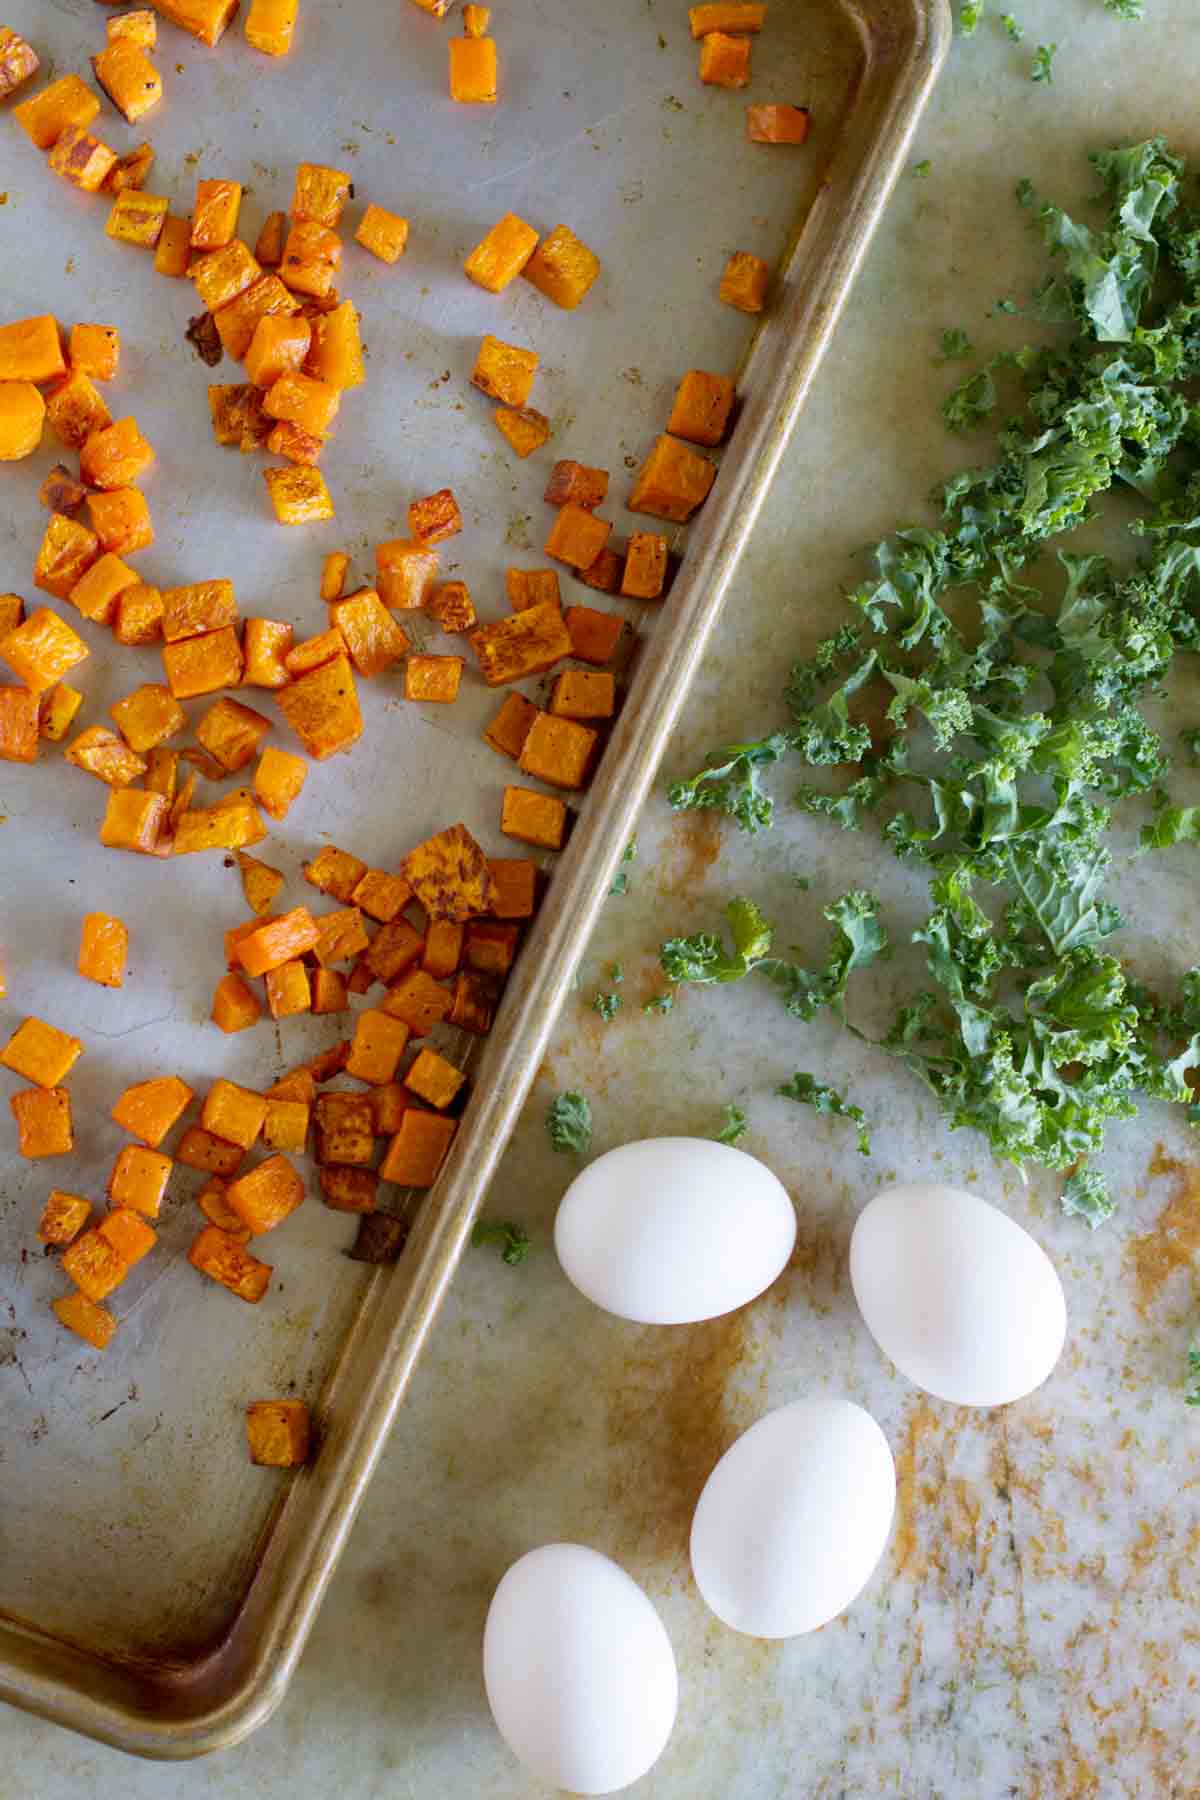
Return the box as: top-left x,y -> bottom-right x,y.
850,1182 -> 1067,1407
690,1397 -> 895,1637
483,1543 -> 678,1795
554,1137 -> 796,1324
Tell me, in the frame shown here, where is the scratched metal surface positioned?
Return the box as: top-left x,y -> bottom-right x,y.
7,1 -> 1200,1797
0,0 -> 858,1669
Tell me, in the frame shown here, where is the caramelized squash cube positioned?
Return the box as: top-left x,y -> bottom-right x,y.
201,1078 -> 267,1151
11,1085 -> 73,1157
46,371 -> 111,451
162,626 -> 244,699
196,1176 -> 249,1239
293,162 -> 352,229
66,725 -> 147,787
579,546 -> 624,594
409,487 -> 462,546
39,683 -> 85,743
719,249 -> 771,314
80,416 -> 155,490
178,1127 -> 246,1177
495,406 -> 551,459
263,371 -> 339,436
422,919 -> 463,978
313,905 -> 370,967
355,205 -> 408,264
401,822 -> 496,922
98,1207 -> 157,1267
78,912 -> 128,988
427,580 -> 476,633
1,607 -> 88,695
111,1075 -> 193,1147
192,240 -> 261,314
449,967 -> 498,1034
564,604 -> 624,665
0,381 -> 42,464
261,1096 -> 310,1156
99,787 -> 168,853
464,213 -> 538,292
280,220 -> 342,299
196,696 -> 270,771
208,381 -> 271,449
212,971 -> 263,1033
243,617 -> 294,688
62,1227 -> 128,1300
0,313 -> 66,382
364,916 -> 425,984
265,421 -> 323,466
226,1153 -> 305,1233
108,1143 -> 171,1217
265,958 -> 311,1020
313,1091 -> 375,1166
154,0 -> 241,45
375,538 -> 439,610
107,11 -> 157,47
38,468 -> 86,516
48,124 -> 118,193
380,1109 -> 456,1188
488,857 -> 537,919
501,784 -> 567,850
87,488 -> 154,557
69,323 -> 120,380
628,433 -> 716,521
154,213 -> 192,277
449,33 -> 497,103
319,1165 -> 379,1213
244,0 -> 299,54
53,1288 -> 116,1349
188,1225 -> 271,1302
522,224 -> 601,310
382,969 -> 452,1037
550,669 -> 616,720
668,370 -> 735,447
405,1046 -> 466,1110
2,1017 -> 83,1088
238,850 -> 285,917
320,551 -> 350,601
0,26 -> 38,99
306,299 -> 365,391
253,744 -> 307,819
35,514 -> 99,601
40,1189 -> 92,1246
275,652 -> 361,757
746,102 -> 810,144
0,686 -> 37,763
544,501 -> 611,571
264,464 -> 335,525
144,746 -> 178,798
621,531 -> 668,599
91,40 -> 162,123
472,334 -> 538,406
545,461 -> 609,510
245,313 -> 311,388
191,178 -> 242,251
330,587 -> 409,678
311,967 -> 348,1014
111,683 -> 185,753
519,712 -> 597,789
246,1399 -> 310,1465
689,2 -> 767,31
462,2 -> 490,32
255,210 -> 286,266
346,1009 -> 410,1085
470,602 -> 571,686
483,691 -> 539,761
506,567 -> 561,612
305,846 -> 367,902
371,1083 -> 412,1135
214,273 -> 300,361
405,653 -> 464,704
699,29 -> 750,86
68,552 -> 137,626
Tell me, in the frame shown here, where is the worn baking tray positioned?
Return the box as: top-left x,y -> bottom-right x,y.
0,0 -> 949,1757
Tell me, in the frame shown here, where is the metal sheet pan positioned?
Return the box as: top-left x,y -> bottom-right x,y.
0,0 -> 949,1756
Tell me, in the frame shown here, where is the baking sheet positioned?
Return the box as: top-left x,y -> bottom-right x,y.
0,0 -> 948,1753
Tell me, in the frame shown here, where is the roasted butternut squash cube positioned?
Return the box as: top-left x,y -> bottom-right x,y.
427,580 -> 476,634
564,604 -> 624,665
364,916 -> 425,984
155,0 -> 241,44
110,683 -> 185,753
0,314 -> 65,382
375,539 -> 439,612
2,1017 -> 83,1089
313,906 -> 370,967
522,223 -> 601,310
40,1189 -> 92,1246
255,210 -> 286,267
544,461 -> 608,510
197,1176 -> 248,1238
68,551 -> 136,626
319,1166 -> 379,1213
330,588 -> 409,678
346,1009 -> 410,1085
11,1085 -> 73,1157
380,1109 -> 456,1188
38,468 -> 86,515
495,406 -> 551,459
470,602 -> 571,686
0,589 -> 26,634
244,0 -> 298,54
262,1097 -> 310,1154
212,971 -> 263,1033
245,313 -> 311,388
62,1227 -> 128,1300
107,11 -> 157,47
91,40 -> 162,123
98,1207 -> 157,1267
355,204 -> 408,264
174,794 -> 265,855
191,178 -> 242,251
69,322 -> 120,381
263,370 -> 339,436
488,857 -> 537,919
699,29 -> 750,86
108,1144 -> 171,1217
371,1083 -> 412,1135
405,1046 -> 466,1110
78,912 -> 128,988
506,568 -> 561,612
401,822 -> 496,922
235,907 -> 321,978
214,273 -> 300,361
38,683 -> 84,743
265,421 -> 323,465
243,617 -> 294,688
201,1078 -> 268,1151
49,124 -> 118,192
17,77 -> 97,150
35,513 -> 99,600
102,141 -> 156,195
53,1288 -> 116,1349
422,919 -> 463,978
111,1074 -> 193,1147
87,488 -> 153,557
472,334 -> 538,406
580,546 -> 624,594
178,1127 -> 246,1177
467,924 -> 520,982
246,1398 -> 310,1465
449,32 -> 497,101
621,531 -> 668,600
0,26 -> 38,98
306,303 -> 366,391
519,712 -> 597,789
252,744 -> 307,820
305,845 -> 367,902
192,240 -> 261,314
629,433 -> 716,521
162,625 -> 244,699
196,696 -> 270,772
276,652 -> 361,756
66,725 -> 146,787
45,371 -> 111,454
313,1091 -> 375,1166
292,161 -> 351,229
407,487 -> 462,547
208,381 -> 272,450
550,669 -> 616,720
382,968 -> 452,1036
464,213 -> 539,292
668,370 -> 736,447
81,416 -> 155,490
501,784 -> 567,849
746,101 -> 810,144
483,691 -> 539,762
311,968 -> 348,1014
226,1153 -> 305,1233
99,786 -> 168,853
544,501 -> 611,570
0,682 -> 36,758
1,607 -> 88,695
405,653 -> 464,704
450,967 -> 498,1034
346,954 -> 373,995
463,4 -> 490,35
188,1225 -> 271,1301
264,464 -> 335,525
719,249 -> 770,314
320,551 -> 349,601
238,851 -> 285,917
689,1 -> 767,30
144,746 -> 178,798
280,220 -> 342,299
155,212 -> 193,276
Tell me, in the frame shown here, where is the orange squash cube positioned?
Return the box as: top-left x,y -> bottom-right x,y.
91,40 -> 162,123
264,464 -> 335,525
689,1 -> 767,30
464,213 -> 539,293
108,1144 -> 171,1217
0,686 -> 37,763
292,161 -> 351,228
35,513 -> 99,601
246,1398 -> 310,1465
355,204 -> 408,264
0,596 -> 23,636
212,971 -> 263,1033
276,652 -> 361,757
522,223 -> 601,310
255,210 -> 286,267
263,370 -> 339,436
401,821 -> 496,922
306,299 -> 365,390
0,26 -> 39,99
40,1190 -> 92,1246
0,313 -> 66,382
544,461 -> 609,510
305,846 -> 368,902
494,406 -> 550,460
313,906 -> 370,967
80,416 -> 155,490
408,487 -> 462,546
110,683 -> 185,753
201,1078 -> 268,1151
99,787 -> 168,853
263,1097 -> 310,1153
178,1128 -> 246,1177
463,4 -> 490,35
46,372 -> 111,451
449,968 -> 497,1034
313,1091 -> 375,1166
161,625 -> 244,699
1,607 -> 88,695
208,381 -> 272,450
346,1009 -> 410,1085
621,532 -> 668,600
483,691 -> 539,761
245,313 -> 311,388
154,0 -> 240,44
65,725 -> 146,787
38,466 -> 87,516
192,240 -> 262,314
501,784 -> 567,849
506,568 -> 561,612
311,968 -> 348,1014
405,1046 -> 466,1111
629,434 -> 716,521
319,1165 -> 379,1213
374,539 -> 439,612
472,334 -> 538,406
550,669 -> 616,720
427,580 -> 477,634
62,1227 -> 128,1300
564,604 -> 622,665
52,1288 -> 116,1349
699,29 -> 750,86
544,502 -> 611,570
78,912 -> 128,988
214,273 -> 300,361
265,421 -> 323,465
2,1017 -> 83,1088
48,124 -> 118,193
364,916 -> 425,984
68,552 -> 137,626
280,220 -> 342,299
286,627 -> 347,678
265,959 -> 312,1018
144,746 -> 178,798
243,617 -> 294,688
154,212 -> 193,277
380,1109 -> 456,1188
719,249 -> 771,314
371,1083 -> 412,1135
86,488 -> 154,557
238,850 -> 285,916
11,1085 -> 74,1157
488,857 -> 538,919
405,653 -> 464,704
111,1075 -> 193,1147
69,323 -> 120,380
107,11 -> 157,47
579,546 -> 623,594
668,370 -> 736,447
519,712 -> 597,789
196,1177 -> 248,1239
330,588 -> 409,678
191,178 -> 242,251
382,969 -> 452,1036
39,679 -> 84,744
235,907 -> 321,978
422,919 -> 463,978
244,0 -> 299,54
196,696 -> 270,772
449,33 -> 497,102
747,102 -> 810,144
98,1207 -> 157,1267
188,1225 -> 271,1301
252,744 -> 308,820
320,551 -> 349,601
470,602 -> 571,687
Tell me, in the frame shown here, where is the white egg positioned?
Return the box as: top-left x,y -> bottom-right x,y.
482,1543 -> 678,1796
849,1182 -> 1067,1407
554,1137 -> 796,1324
690,1397 -> 895,1638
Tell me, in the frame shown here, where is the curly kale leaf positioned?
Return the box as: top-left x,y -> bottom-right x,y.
547,1091 -> 593,1155
779,1073 -> 872,1155
1061,1166 -> 1116,1228
666,732 -> 793,834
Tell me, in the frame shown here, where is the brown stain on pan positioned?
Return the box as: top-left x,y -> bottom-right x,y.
655,810 -> 723,899
1126,1147 -> 1200,1313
